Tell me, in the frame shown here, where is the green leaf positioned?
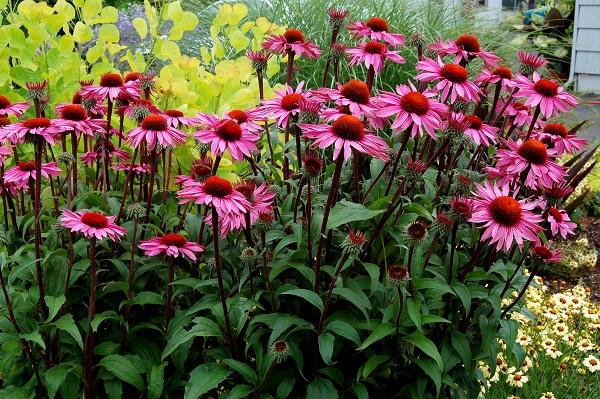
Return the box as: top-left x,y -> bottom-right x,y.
318,333 -> 335,365
406,297 -> 422,332
404,332 -> 443,370
91,311 -> 119,332
281,289 -> 323,312
403,203 -> 433,221
223,359 -> 257,384
332,287 -> 370,318
325,320 -> 360,345
133,291 -> 163,306
184,363 -> 232,399
162,318 -> 221,360
55,314 -> 83,350
222,384 -> 253,399
306,377 -> 338,399
327,200 -> 385,229
46,364 -> 73,399
44,295 -> 66,322
99,355 -> 144,392
350,383 -> 369,399
276,376 -> 295,399
414,357 -> 441,396
452,282 -> 471,314
451,331 -> 472,366
147,363 -> 166,399
361,354 -> 390,380
357,322 -> 395,350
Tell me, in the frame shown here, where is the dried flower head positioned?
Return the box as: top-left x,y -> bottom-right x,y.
341,230 -> 366,255
240,247 -> 258,265
126,203 -> 146,220
270,340 -> 289,363
387,263 -> 410,286
58,152 -> 75,164
405,220 -> 429,246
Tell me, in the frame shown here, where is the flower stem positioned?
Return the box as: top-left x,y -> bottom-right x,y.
101,99 -> 113,202
525,106 -> 541,140
260,231 -> 276,311
121,218 -> 139,351
115,147 -> 139,224
318,251 -> 350,332
366,66 -> 376,92
71,132 -> 78,198
84,237 -> 98,399
500,264 -> 538,318
33,137 -> 47,319
164,256 -> 175,331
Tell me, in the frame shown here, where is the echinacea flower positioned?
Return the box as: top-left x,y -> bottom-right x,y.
0,95 -> 29,117
246,50 -> 271,74
113,162 -> 151,174
234,181 -> 276,223
177,175 -> 251,217
347,17 -> 405,46
377,82 -> 448,138
312,79 -> 377,118
0,117 -> 64,144
194,114 -> 258,161
80,73 -> 141,102
54,104 -> 105,137
327,8 -> 348,29
347,41 -> 405,73
449,196 -> 474,220
120,99 -> 160,120
299,114 -> 389,160
161,109 -> 195,128
81,141 -> 130,166
3,161 -> 61,185
532,245 -> 561,263
59,210 -> 126,241
461,113 -> 499,146
469,181 -> 542,251
223,108 -> 264,134
547,207 -> 576,238
138,233 -> 205,260
514,72 -> 578,117
474,67 -> 516,91
262,29 -> 321,59
126,114 -> 186,150
496,99 -> 532,127
428,35 -> 500,67
258,82 -> 307,127
416,58 -> 481,103
534,122 -> 587,155
518,51 -> 547,75
495,139 -> 565,189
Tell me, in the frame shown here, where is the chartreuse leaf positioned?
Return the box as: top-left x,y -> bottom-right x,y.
404,332 -> 443,370
184,363 -> 232,399
306,377 -> 338,399
281,289 -> 323,312
326,200 -> 385,229
73,22 -> 93,43
357,322 -> 395,350
99,355 -> 144,392
132,18 -> 147,40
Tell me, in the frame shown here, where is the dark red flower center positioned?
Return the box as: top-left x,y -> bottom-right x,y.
331,115 -> 365,141
407,221 -> 427,239
303,151 -> 323,174
23,117 -> 51,129
283,29 -> 305,43
81,212 -> 109,228
492,67 -> 512,80
364,41 -> 386,55
455,34 -> 481,53
452,200 -> 471,216
216,120 -> 243,141
512,101 -> 528,111
141,115 -> 168,131
489,196 -> 522,226
440,64 -> 469,83
227,109 -> 248,123
100,73 -> 124,87
340,80 -> 370,105
549,207 -> 563,223
72,92 -> 82,104
60,104 -> 87,121
518,139 -> 547,165
280,93 -> 303,111
0,95 -> 11,108
366,17 -> 389,32
124,72 -> 142,82
161,233 -> 187,247
165,109 -> 184,118
18,161 -> 36,171
204,176 -> 233,198
534,246 -> 553,260
465,114 -> 482,129
273,340 -> 288,352
457,174 -> 473,186
235,181 -> 255,200
191,159 -> 212,178
400,92 -> 430,115
0,117 -> 10,126
388,264 -> 408,280
533,79 -> 558,97
543,123 -> 568,138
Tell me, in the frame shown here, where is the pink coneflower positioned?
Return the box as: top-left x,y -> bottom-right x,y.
126,114 -> 186,150
0,147 -> 11,165
347,41 -> 405,73
177,176 -> 251,217
0,117 -> 64,144
428,36 -> 499,67
327,8 -> 349,28
223,108 -> 264,134
416,58 -> 481,103
483,166 -> 517,188
54,104 -> 105,137
258,82 -> 307,127
0,95 -> 29,117
234,181 -> 276,223
547,207 -> 576,238
312,80 -> 377,118
80,73 -> 141,102
377,82 -> 448,138
518,51 -> 547,75
461,113 -> 499,146
64,87 -> 108,119
81,141 -> 130,166
495,139 -> 565,189
120,99 -> 160,120
544,182 -> 573,203
138,233 -> 205,260
347,17 -> 405,46
533,123 -> 587,155
299,114 -> 389,160
3,161 -> 61,185
59,210 -> 126,241
474,67 -> 516,91
469,181 -> 542,251
246,50 -> 271,73
496,100 -> 532,128
113,162 -> 151,174
532,245 -> 561,263
450,196 -> 474,220
162,109 -> 195,128
514,72 -> 578,118
194,114 -> 258,161
262,29 -> 321,59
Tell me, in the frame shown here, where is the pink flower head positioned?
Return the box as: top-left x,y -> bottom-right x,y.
377,82 -> 448,138
495,139 -> 565,190
235,181 -> 276,224
0,117 -> 64,144
347,17 -> 405,46
54,104 -> 105,137
460,113 -> 499,146
126,115 -> 186,150
533,122 -> 587,155
222,108 -> 265,134
176,175 -> 251,217
547,207 -> 576,238
312,80 -> 377,118
496,99 -> 532,128
81,141 -> 130,166
514,72 -> 578,118
429,35 -> 500,67
469,181 -> 542,251
161,109 -> 196,128
120,99 -> 160,120
3,161 -> 61,185
258,82 -> 307,127
79,73 -> 141,102
0,95 -> 30,117
474,67 -> 517,92
416,58 -> 481,103
518,51 -> 547,74
262,29 -> 321,59
299,114 -> 389,160
531,245 -> 561,263
194,114 -> 258,161
138,233 -> 205,261
113,162 -> 151,174
59,210 -> 126,241
66,86 -> 108,119
347,41 -> 405,73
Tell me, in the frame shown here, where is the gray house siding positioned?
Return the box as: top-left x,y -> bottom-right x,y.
570,0 -> 600,92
